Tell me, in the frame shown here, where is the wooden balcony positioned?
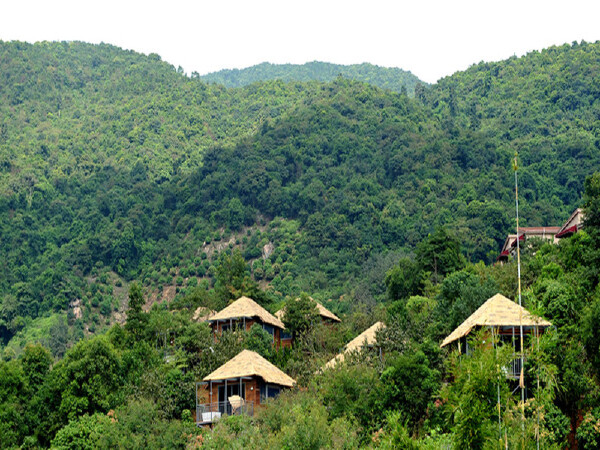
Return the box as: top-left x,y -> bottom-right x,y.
196,400 -> 254,425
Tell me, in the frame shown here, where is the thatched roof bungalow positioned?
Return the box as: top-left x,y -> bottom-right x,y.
441,293 -> 552,379
196,350 -> 295,425
322,321 -> 385,371
441,293 -> 552,349
207,296 -> 287,347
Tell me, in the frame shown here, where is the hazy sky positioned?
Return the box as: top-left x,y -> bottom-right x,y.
2,0 -> 599,84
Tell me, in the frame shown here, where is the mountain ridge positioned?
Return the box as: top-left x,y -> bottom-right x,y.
199,60 -> 424,95
1,39 -> 600,352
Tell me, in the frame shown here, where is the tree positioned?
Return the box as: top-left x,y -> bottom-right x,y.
46,315 -> 69,358
282,293 -> 319,338
385,258 -> 424,302
379,351 -> 440,427
0,360 -> 29,447
583,172 -> 600,234
582,294 -> 600,372
416,227 -> 465,284
441,331 -> 513,450
40,336 -> 124,440
20,344 -> 52,388
125,282 -> 147,337
51,412 -> 113,449
244,323 -> 274,359
319,363 -> 383,437
435,269 -> 498,336
214,250 -> 264,305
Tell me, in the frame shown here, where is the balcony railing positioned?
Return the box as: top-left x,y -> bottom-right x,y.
196,401 -> 254,425
504,357 -> 524,380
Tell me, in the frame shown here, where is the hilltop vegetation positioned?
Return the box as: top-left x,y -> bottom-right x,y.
200,61 -> 424,95
2,40 -> 600,353
1,175 -> 599,448
1,38 -> 600,446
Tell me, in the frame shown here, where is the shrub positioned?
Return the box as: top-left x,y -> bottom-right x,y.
577,408 -> 600,450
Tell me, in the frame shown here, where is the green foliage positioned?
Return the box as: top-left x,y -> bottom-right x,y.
416,228 -> 465,285
576,407 -> 600,450
42,335 -> 124,436
385,258 -> 424,301
318,363 -> 383,436
442,332 -> 514,449
533,279 -> 579,330
51,412 -> 114,449
244,323 -> 274,359
51,398 -> 201,449
435,268 -> 498,337
257,389 -> 360,449
282,293 -> 320,338
380,351 -> 441,428
542,403 -> 571,447
125,282 -> 147,337
2,40 -> 600,448
582,293 -> 600,369
584,173 -> 600,233
0,359 -> 29,447
3,41 -> 600,352
376,411 -> 421,450
202,414 -> 260,449
200,61 -> 423,95
214,249 -> 265,306
20,343 -> 52,387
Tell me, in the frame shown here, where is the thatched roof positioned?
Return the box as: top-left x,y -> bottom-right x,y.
441,293 -> 552,348
193,306 -> 216,322
323,322 -> 385,370
275,297 -> 341,323
203,350 -> 296,387
208,296 -> 285,329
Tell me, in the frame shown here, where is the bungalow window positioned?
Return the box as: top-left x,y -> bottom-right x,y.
260,384 -> 281,402
221,321 -> 241,333
281,330 -> 292,340
262,324 -> 275,342
218,383 -> 246,402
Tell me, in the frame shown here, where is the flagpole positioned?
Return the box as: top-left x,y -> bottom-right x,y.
513,153 -> 526,436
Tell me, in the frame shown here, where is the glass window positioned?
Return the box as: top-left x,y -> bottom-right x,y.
260,384 -> 281,402
221,321 -> 242,333
281,330 -> 292,339
262,324 -> 275,336
218,383 -> 246,403
267,385 -> 280,399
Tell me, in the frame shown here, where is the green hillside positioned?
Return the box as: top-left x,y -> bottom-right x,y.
0,41 -> 324,189
2,40 -> 600,350
1,39 -> 600,448
200,61 -> 424,95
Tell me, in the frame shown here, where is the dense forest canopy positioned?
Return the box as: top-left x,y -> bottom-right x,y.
199,61 -> 424,96
1,40 -> 600,346
1,39 -> 600,448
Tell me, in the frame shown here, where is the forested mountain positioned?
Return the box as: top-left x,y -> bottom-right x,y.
199,61 -> 424,95
0,41 -> 323,188
2,40 -> 600,354
2,39 -> 600,448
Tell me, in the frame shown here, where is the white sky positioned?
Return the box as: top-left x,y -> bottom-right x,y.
1,0 -> 599,84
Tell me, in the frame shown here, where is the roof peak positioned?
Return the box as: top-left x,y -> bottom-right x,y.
209,296 -> 285,329
441,293 -> 552,347
275,297 -> 341,323
203,349 -> 296,387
